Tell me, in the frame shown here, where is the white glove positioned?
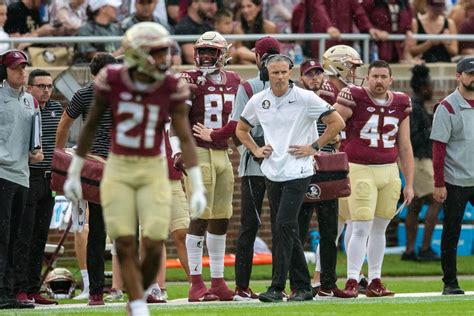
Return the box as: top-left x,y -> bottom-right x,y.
63,154 -> 85,203
187,166 -> 207,219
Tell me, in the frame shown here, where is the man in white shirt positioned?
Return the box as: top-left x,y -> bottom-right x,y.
236,54 -> 345,302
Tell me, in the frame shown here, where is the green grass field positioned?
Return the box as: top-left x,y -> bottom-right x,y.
9,254 -> 470,315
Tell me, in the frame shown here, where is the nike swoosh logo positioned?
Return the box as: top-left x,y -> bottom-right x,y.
289,100 -> 296,104
4,100 -> 11,103
319,290 -> 334,297
193,264 -> 199,272
388,109 -> 396,113
226,87 -> 233,90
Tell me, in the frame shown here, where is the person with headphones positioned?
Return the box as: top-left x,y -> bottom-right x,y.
236,54 -> 346,303
0,49 -> 43,309
191,36 -> 282,301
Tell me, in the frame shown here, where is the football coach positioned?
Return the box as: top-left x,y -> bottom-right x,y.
236,54 -> 345,302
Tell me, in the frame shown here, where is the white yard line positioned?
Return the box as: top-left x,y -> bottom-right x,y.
34,291 -> 474,309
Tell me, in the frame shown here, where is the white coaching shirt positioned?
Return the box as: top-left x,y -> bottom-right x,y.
241,85 -> 334,182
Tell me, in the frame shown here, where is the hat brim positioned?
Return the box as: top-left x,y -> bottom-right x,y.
8,60 -> 29,69
302,65 -> 324,75
459,66 -> 474,73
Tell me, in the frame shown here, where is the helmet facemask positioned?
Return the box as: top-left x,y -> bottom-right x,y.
194,31 -> 230,74
323,45 -> 365,86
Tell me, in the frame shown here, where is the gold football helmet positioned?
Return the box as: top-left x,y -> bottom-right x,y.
194,31 -> 230,73
322,45 -> 364,86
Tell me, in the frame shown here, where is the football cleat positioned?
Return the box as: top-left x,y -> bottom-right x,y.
233,286 -> 258,301
343,278 -> 359,298
366,279 -> 395,297
209,278 -> 234,301
318,287 -> 355,299
188,282 -> 219,302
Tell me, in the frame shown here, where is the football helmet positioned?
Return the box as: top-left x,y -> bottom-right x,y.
122,22 -> 174,81
194,31 -> 230,73
44,268 -> 76,299
322,45 -> 364,86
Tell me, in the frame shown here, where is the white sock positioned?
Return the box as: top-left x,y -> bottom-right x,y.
129,299 -> 149,316
346,220 -> 372,280
315,244 -> 321,272
344,220 -> 353,252
312,281 -> 321,288
186,234 -> 204,276
367,217 -> 391,281
80,269 -> 89,292
206,232 -> 226,279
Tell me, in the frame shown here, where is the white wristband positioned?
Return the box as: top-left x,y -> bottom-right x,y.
187,166 -> 204,192
68,154 -> 85,176
169,136 -> 182,157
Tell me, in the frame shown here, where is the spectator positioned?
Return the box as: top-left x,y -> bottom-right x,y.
263,0 -> 299,33
49,0 -> 87,36
407,0 -> 458,63
448,0 -> 474,30
0,1 -> 9,53
13,69 -> 63,306
214,8 -> 255,64
292,0 -> 388,59
175,0 -> 216,65
236,54 -> 345,303
122,0 -> 165,31
122,0 -> 182,65
401,64 -> 442,262
458,1 -> 474,55
0,50 -> 42,310
4,0 -> 55,37
55,53 -> 118,306
74,0 -> 124,63
362,0 -> 413,63
430,56 -> 474,295
235,0 -> 277,50
166,0 -> 180,33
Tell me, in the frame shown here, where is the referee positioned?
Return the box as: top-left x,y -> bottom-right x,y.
236,55 -> 345,302
56,53 -> 117,305
13,69 -> 62,305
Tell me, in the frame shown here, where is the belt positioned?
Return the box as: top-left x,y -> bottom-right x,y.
30,168 -> 52,179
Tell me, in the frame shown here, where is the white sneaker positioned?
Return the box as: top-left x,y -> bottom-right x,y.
146,287 -> 166,303
105,288 -> 124,302
73,290 -> 90,300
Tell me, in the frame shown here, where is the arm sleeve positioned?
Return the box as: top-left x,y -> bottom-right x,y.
307,92 -> 335,122
430,103 -> 452,143
210,121 -> 238,142
352,0 -> 373,32
240,97 -> 258,127
432,140 -> 447,187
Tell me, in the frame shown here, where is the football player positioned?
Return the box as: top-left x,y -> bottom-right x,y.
63,22 -> 206,316
307,46 -> 367,296
179,31 -> 241,302
335,60 -> 414,298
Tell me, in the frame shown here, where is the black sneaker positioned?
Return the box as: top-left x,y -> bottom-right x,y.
418,248 -> 441,262
288,289 -> 313,302
258,287 -> 285,303
311,285 -> 320,297
358,277 -> 368,295
401,251 -> 418,261
442,285 -> 465,295
0,297 -> 34,309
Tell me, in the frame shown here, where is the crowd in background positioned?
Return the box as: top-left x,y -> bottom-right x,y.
0,0 -> 472,66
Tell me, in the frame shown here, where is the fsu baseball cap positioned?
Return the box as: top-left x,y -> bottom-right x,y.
2,50 -> 29,69
300,59 -> 324,76
254,36 -> 281,56
456,56 -> 474,73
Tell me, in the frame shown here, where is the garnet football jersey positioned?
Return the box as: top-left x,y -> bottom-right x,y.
182,69 -> 241,149
337,85 -> 412,164
95,65 -> 189,157
319,80 -> 339,105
